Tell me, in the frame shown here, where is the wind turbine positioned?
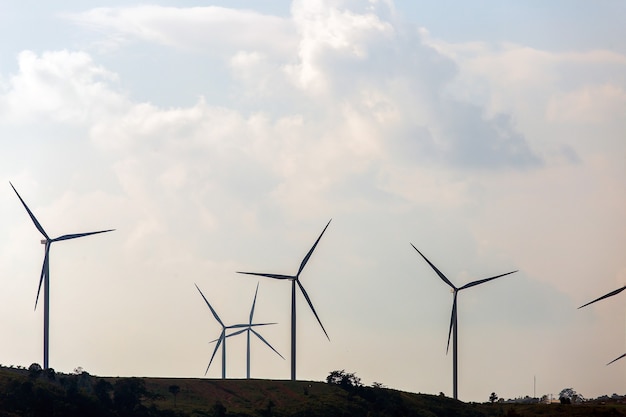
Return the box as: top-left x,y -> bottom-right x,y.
411,244 -> 517,400
10,182 -> 114,370
222,283 -> 284,378
237,219 -> 331,381
195,283 -> 275,378
578,285 -> 626,365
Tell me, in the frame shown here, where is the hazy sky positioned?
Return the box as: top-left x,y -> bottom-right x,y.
1,0 -> 624,402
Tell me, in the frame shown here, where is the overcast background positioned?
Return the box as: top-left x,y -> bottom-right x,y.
0,0 -> 624,402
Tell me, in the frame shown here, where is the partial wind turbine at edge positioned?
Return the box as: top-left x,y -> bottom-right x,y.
578,285 -> 626,309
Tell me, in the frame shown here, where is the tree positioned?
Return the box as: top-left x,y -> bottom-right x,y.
28,363 -> 42,379
489,392 -> 498,403
559,387 -> 584,404
95,378 -> 113,408
114,378 -> 147,413
326,370 -> 362,389
168,385 -> 180,408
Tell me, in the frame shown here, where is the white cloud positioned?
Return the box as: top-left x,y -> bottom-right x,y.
64,6 -> 296,57
547,83 -> 626,124
0,50 -> 122,124
425,37 -> 626,163
285,0 -> 394,92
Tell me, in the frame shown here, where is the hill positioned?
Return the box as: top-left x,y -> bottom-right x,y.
0,365 -> 624,417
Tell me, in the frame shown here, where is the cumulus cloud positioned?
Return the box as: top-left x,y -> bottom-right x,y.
0,50 -> 122,125
424,36 -> 626,162
62,0 -> 541,174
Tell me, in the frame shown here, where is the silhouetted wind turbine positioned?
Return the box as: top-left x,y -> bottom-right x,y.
223,283 -> 284,378
578,285 -> 626,365
195,283 -> 274,378
237,219 -> 331,381
10,182 -> 114,370
411,244 -> 517,400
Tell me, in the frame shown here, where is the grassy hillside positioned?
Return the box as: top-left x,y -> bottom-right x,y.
0,365 -> 624,417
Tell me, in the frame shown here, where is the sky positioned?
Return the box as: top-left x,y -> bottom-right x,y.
0,0 -> 624,403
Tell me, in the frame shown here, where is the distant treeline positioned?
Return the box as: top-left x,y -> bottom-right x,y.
0,365 -> 182,417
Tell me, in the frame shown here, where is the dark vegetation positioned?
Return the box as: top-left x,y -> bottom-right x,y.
0,365 -> 624,417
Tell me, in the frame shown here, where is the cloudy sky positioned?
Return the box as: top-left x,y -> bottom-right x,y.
1,0 -> 624,402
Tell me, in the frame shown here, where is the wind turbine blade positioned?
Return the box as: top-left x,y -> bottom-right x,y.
607,353 -> 626,366
237,272 -> 294,280
194,284 -> 224,327
234,323 -> 276,329
411,244 -> 456,290
250,282 -> 259,325
446,292 -> 457,354
34,245 -> 50,311
578,286 -> 626,309
297,219 -> 331,277
206,335 -> 223,375
296,280 -> 330,340
459,270 -> 518,290
229,324 -> 255,329
223,328 -> 248,339
251,329 -> 285,360
10,182 -> 49,240
53,229 -> 115,242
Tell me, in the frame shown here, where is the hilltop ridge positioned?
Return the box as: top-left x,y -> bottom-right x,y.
0,365 -> 624,416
